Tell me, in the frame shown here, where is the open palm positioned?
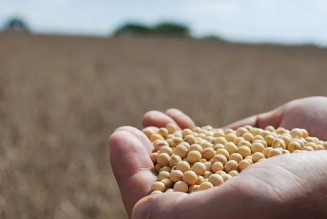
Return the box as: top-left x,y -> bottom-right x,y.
109,96 -> 327,219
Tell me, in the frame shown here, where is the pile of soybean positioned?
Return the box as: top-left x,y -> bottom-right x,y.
143,123 -> 327,194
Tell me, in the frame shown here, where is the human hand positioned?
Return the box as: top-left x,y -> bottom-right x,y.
109,96 -> 327,219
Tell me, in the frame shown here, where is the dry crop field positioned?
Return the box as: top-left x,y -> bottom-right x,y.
0,33 -> 327,218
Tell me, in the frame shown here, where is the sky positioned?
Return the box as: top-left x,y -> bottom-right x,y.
1,0 -> 327,46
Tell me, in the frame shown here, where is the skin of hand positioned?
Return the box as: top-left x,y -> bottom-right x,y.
109,96 -> 327,219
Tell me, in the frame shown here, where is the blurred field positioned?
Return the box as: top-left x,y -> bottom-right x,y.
0,33 -> 326,218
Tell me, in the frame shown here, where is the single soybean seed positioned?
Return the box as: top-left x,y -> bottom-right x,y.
187,150 -> 202,164
192,162 -> 206,175
176,161 -> 191,172
183,170 -> 198,185
151,181 -> 166,192
212,162 -> 224,172
208,174 -> 224,186
224,160 -> 238,172
198,182 -> 214,191
170,170 -> 184,182
174,181 -> 188,193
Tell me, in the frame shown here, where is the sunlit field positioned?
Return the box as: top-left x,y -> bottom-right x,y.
0,33 -> 326,218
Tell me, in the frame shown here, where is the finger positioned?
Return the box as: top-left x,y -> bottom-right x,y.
143,110 -> 180,128
115,126 -> 154,154
224,106 -> 284,129
165,108 -> 196,129
109,130 -> 156,217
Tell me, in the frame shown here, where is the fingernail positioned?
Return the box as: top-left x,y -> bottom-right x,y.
132,201 -> 151,219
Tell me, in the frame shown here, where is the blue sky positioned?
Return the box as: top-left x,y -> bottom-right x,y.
1,0 -> 327,46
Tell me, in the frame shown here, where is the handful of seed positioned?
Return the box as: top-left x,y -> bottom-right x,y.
143,123 -> 327,194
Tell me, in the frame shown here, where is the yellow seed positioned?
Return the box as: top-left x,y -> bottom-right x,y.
182,128 -> 193,137
263,147 -> 272,158
171,137 -> 183,147
268,148 -> 282,157
265,126 -> 275,132
221,173 -> 232,181
183,170 -> 198,185
150,152 -> 158,163
276,127 -> 287,135
260,130 -> 271,138
251,128 -> 262,136
282,149 -> 290,154
239,159 -> 251,171
242,132 -> 254,142
290,128 -> 303,138
161,178 -> 173,188
215,170 -> 226,175
213,129 -> 225,137
203,148 -> 215,160
166,123 -> 177,134
224,160 -> 238,172
176,161 -> 191,172
196,176 -> 205,185
184,135 -> 196,145
174,181 -> 189,193
302,129 -> 309,138
253,135 -> 264,141
288,141 -> 302,152
151,191 -> 163,195
224,128 -> 235,135
212,162 -> 224,172
153,140 -> 169,151
323,142 -> 327,150
252,152 -> 265,162
154,164 -> 161,172
234,137 -> 244,145
203,171 -> 213,179
170,170 -> 184,182
142,127 -> 155,138
214,144 -> 225,150
158,128 -> 168,138
236,127 -> 248,137
238,146 -> 251,158
303,146 -> 314,151
225,142 -> 238,154
216,149 -> 230,159
244,125 -> 254,132
252,142 -> 265,153
166,188 -> 174,193
174,131 -> 183,138
238,140 -> 252,148
159,166 -> 171,173
150,134 -> 164,142
204,162 -> 212,171
229,153 -> 243,163
198,182 -> 214,191
265,135 -> 276,146
187,150 -> 202,164
191,162 -> 206,175
189,185 -> 200,193
157,153 -> 170,166
169,155 -> 182,167
189,144 -> 203,153
151,181 -> 165,192
175,144 -> 188,158
208,174 -> 224,186
271,139 -> 286,149
280,135 -> 293,147
229,170 -> 239,177
158,171 -> 170,180
317,145 -> 324,150
159,146 -> 173,155
211,154 -> 227,165
201,141 -> 213,149
225,133 -> 237,142
214,137 -> 227,145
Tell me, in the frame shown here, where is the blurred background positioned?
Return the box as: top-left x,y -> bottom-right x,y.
1,0 -> 327,218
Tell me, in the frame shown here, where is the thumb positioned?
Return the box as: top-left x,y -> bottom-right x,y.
131,183 -> 250,219
224,106 -> 284,129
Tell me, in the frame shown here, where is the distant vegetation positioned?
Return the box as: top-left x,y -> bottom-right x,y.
3,17 -> 29,33
113,22 -> 190,37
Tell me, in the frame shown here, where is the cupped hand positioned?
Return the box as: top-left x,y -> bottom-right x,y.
109,97 -> 327,219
